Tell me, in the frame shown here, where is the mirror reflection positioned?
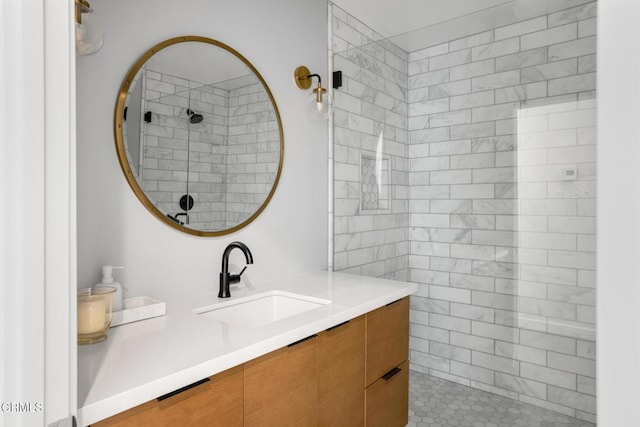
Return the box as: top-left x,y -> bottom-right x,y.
116,37 -> 283,236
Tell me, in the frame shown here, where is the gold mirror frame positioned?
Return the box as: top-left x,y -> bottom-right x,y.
114,36 -> 284,237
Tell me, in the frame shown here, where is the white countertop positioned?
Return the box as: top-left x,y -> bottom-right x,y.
77,271 -> 417,426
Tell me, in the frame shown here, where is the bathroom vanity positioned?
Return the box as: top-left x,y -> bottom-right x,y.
78,271 -> 416,426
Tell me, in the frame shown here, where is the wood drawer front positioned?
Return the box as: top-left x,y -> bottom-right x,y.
365,297 -> 409,386
318,316 -> 365,427
93,365 -> 243,427
365,360 -> 409,427
244,337 -> 317,427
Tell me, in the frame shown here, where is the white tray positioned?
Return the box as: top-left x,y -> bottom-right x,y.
111,296 -> 166,327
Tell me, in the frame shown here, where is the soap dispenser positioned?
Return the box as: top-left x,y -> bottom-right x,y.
96,265 -> 124,312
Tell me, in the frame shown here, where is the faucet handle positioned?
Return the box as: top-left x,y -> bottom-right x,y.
228,266 -> 248,285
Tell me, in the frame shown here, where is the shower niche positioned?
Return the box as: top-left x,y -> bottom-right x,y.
360,152 -> 391,213
115,36 -> 283,236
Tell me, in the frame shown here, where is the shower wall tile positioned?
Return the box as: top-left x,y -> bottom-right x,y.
494,81 -> 548,103
409,69 -> 450,89
450,360 -> 494,384
495,47 -> 548,72
548,36 -> 597,61
472,102 -> 519,122
471,70 -> 521,91
495,372 -> 546,399
406,2 -> 597,421
494,16 -> 548,41
430,81 -> 472,100
520,23 -> 577,51
449,30 -> 494,52
429,49 -> 471,71
548,2 -> 597,27
451,59 -> 496,81
410,43 -> 449,61
225,78 -> 279,228
332,1 -> 597,421
578,18 -> 597,38
472,351 -> 519,375
548,386 -> 596,413
141,70 -> 229,230
450,90 -> 495,110
332,3 -> 410,281
471,38 -> 520,62
548,72 -> 597,96
451,153 -> 495,169
141,70 -> 278,230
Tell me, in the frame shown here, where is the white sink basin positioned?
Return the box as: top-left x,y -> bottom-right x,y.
194,291 -> 331,328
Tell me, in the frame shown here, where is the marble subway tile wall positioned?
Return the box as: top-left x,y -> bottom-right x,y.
225,76 -> 280,228
184,84 -> 228,229
331,4 -> 410,280
142,70 -> 228,230
331,0 -> 598,422
140,72 -> 278,230
407,2 -> 597,422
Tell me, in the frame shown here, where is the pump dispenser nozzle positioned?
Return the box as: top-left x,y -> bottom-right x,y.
101,265 -> 123,283
96,265 -> 125,311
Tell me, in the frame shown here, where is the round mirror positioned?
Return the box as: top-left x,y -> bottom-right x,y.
114,36 -> 283,236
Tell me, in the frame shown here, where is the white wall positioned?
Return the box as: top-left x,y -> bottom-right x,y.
597,1 -> 640,425
76,0 -> 328,302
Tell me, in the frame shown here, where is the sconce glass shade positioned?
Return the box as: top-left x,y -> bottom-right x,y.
294,65 -> 332,119
76,10 -> 103,56
309,87 -> 333,119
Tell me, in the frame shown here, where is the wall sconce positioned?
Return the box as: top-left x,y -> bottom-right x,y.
75,0 -> 103,56
294,65 -> 332,118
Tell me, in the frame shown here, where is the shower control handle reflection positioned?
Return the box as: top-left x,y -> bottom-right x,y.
166,212 -> 188,225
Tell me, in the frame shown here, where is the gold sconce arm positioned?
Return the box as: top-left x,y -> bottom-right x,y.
75,0 -> 103,56
75,0 -> 91,24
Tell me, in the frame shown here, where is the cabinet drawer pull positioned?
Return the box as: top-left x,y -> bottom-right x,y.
385,298 -> 402,307
287,334 -> 317,347
326,320 -> 350,331
157,378 -> 210,401
381,367 -> 402,381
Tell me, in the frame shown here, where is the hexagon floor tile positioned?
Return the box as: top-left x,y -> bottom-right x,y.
408,370 -> 596,427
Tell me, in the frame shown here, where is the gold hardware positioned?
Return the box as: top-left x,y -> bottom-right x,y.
114,36 -> 284,237
294,65 -> 312,90
75,0 -> 91,24
294,65 -> 331,117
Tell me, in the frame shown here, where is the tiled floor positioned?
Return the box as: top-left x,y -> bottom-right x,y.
409,370 -> 596,427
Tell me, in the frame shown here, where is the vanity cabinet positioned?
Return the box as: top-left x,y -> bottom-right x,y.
92,365 -> 243,427
365,297 -> 409,427
318,316 -> 365,427
244,336 -> 317,426
365,360 -> 409,427
365,297 -> 409,386
91,298 -> 410,427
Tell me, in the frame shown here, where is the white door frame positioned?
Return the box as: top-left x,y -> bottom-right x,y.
597,1 -> 640,425
1,1 -> 76,426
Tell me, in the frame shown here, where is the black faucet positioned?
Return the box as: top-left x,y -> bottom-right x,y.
219,241 -> 253,298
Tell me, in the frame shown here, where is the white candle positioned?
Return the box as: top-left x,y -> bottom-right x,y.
78,298 -> 107,334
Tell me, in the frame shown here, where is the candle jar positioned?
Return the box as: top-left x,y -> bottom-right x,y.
77,287 -> 116,345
